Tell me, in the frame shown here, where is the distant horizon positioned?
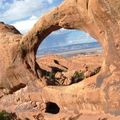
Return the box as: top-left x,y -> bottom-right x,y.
38,41 -> 99,50
37,41 -> 102,57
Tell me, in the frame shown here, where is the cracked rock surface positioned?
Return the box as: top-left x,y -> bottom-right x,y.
0,0 -> 120,119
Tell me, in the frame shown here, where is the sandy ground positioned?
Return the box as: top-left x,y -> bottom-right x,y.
37,53 -> 103,73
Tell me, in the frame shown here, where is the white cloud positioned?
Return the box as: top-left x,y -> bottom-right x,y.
51,28 -> 68,35
1,0 -> 43,22
65,31 -> 96,45
0,0 -> 58,23
12,15 -> 39,33
47,0 -> 53,4
0,0 -> 5,6
0,0 -> 3,6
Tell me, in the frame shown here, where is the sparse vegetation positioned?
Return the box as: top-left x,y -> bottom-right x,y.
71,66 -> 101,84
0,111 -> 12,120
94,67 -> 101,74
44,60 -> 101,86
44,66 -> 101,86
71,71 -> 85,84
0,111 -> 17,120
45,71 -> 57,85
46,72 -> 55,80
90,67 -> 101,76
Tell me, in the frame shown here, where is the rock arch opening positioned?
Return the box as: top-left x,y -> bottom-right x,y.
36,29 -> 103,86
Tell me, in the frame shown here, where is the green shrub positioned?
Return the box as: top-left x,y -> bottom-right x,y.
71,71 -> 85,84
94,67 -> 101,74
45,72 -> 57,85
0,111 -> 17,120
46,72 -> 55,79
0,111 -> 11,120
90,67 -> 101,76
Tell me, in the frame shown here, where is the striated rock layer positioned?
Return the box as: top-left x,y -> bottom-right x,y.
0,0 -> 120,119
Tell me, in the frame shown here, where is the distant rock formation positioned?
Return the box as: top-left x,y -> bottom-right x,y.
0,0 -> 120,119
37,55 -> 102,86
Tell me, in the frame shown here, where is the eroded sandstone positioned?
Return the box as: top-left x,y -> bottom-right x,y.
0,0 -> 120,119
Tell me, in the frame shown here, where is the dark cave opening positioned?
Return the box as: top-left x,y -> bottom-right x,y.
45,102 -> 60,114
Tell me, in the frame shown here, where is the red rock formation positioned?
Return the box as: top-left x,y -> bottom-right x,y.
0,0 -> 120,119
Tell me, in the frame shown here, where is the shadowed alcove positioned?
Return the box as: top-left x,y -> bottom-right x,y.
45,102 -> 60,114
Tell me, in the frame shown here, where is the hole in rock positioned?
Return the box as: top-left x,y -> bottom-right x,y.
45,102 -> 60,114
36,29 -> 103,86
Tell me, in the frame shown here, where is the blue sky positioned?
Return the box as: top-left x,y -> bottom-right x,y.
0,0 -> 97,49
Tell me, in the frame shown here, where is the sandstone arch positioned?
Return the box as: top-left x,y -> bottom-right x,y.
0,0 -> 120,118
20,0 -> 120,88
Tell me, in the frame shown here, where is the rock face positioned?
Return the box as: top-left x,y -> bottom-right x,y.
0,0 -> 120,119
